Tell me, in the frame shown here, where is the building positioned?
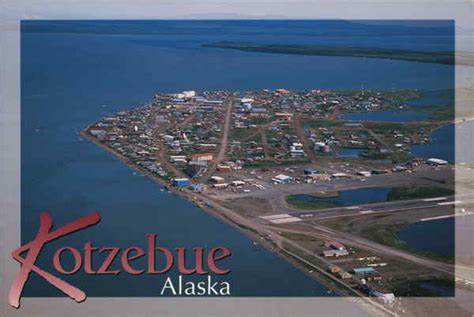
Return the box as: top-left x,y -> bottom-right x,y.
332,173 -> 349,178
182,90 -> 196,98
251,108 -> 268,115
275,112 -> 293,120
304,168 -> 319,175
290,148 -> 305,158
336,271 -> 352,279
189,183 -> 206,192
272,174 -> 295,184
231,180 -> 246,187
357,171 -> 372,177
213,183 -> 229,189
210,176 -> 226,183
322,249 -> 349,257
170,155 -> 187,163
290,142 -> 305,158
240,103 -> 252,112
369,290 -> 395,304
352,267 -> 376,275
241,97 -> 254,104
324,241 -> 346,250
427,158 -> 448,166
320,144 -> 331,153
216,164 -> 232,172
191,153 -> 214,162
172,178 -> 191,187
328,265 -> 342,274
186,161 -> 208,178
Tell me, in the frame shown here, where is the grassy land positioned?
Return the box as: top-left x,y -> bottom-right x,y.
339,89 -> 424,107
312,191 -> 340,198
387,186 -> 454,201
248,116 -> 275,125
204,42 -> 455,65
360,224 -> 409,251
362,121 -> 437,135
230,127 -> 258,139
302,119 -> 345,128
360,149 -> 413,164
286,195 -> 341,210
419,102 -> 454,121
244,158 -> 311,169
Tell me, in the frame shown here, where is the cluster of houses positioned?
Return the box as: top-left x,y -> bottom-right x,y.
323,241 -> 395,304
86,107 -> 169,178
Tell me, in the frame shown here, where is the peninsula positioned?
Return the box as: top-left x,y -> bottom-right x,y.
82,88 -> 468,315
203,42 -> 455,65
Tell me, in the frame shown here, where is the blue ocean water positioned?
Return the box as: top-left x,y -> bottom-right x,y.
21,20 -> 454,297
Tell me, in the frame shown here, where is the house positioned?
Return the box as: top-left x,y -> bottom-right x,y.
191,153 -> 213,162
324,241 -> 346,250
170,155 -> 187,163
210,176 -> 226,183
216,164 -> 232,172
231,180 -> 246,187
172,178 -> 191,187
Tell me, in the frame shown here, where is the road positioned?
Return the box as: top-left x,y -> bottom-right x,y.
201,97 -> 234,182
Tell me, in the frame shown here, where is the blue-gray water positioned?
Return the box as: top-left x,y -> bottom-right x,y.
338,90 -> 455,162
398,218 -> 455,259
410,124 -> 455,163
21,20 -> 454,297
338,92 -> 448,122
290,187 -> 392,207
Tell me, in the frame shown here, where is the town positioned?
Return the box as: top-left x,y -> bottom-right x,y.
82,89 -> 469,310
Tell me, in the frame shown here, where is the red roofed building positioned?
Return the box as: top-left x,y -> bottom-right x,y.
191,153 -> 214,162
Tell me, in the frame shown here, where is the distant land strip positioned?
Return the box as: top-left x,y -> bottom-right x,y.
203,42 -> 470,66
